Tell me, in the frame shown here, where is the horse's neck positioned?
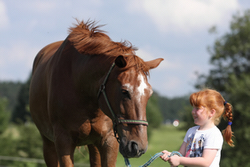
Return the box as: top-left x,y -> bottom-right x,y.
53,40 -> 115,97
72,54 -> 115,96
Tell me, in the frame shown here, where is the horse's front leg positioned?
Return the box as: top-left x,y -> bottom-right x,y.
88,144 -> 101,167
41,135 -> 59,167
99,135 -> 119,167
54,131 -> 76,167
88,135 -> 119,167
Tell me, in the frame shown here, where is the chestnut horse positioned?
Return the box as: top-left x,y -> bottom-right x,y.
29,20 -> 163,167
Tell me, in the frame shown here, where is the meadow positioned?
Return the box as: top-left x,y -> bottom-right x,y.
116,125 -> 185,167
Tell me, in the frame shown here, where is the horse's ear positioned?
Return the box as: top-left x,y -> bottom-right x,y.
145,58 -> 164,70
115,55 -> 127,68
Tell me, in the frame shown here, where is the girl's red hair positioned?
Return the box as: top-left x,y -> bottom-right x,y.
190,89 -> 234,147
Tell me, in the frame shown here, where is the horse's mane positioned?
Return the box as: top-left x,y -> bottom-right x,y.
68,20 -> 149,76
68,20 -> 136,56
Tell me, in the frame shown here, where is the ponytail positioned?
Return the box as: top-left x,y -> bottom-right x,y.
222,101 -> 234,147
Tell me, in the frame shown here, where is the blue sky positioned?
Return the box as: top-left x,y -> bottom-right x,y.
0,0 -> 250,97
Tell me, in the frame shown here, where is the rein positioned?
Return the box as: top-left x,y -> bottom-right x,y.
125,151 -> 183,167
97,62 -> 148,142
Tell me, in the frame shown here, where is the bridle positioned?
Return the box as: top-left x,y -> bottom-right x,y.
97,62 -> 148,142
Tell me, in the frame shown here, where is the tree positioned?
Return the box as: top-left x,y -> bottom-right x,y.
146,92 -> 163,140
221,74 -> 250,166
11,77 -> 31,123
158,95 -> 189,122
0,97 -> 10,134
147,93 -> 163,128
179,105 -> 195,130
195,10 -> 250,166
0,81 -> 22,111
0,122 -> 45,167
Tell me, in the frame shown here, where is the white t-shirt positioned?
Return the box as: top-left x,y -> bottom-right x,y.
183,126 -> 223,167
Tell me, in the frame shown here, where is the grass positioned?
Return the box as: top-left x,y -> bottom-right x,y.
116,125 -> 185,167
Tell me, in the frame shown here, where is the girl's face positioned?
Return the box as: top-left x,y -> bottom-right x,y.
192,106 -> 209,126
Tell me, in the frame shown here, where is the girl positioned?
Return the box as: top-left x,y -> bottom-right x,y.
160,89 -> 234,167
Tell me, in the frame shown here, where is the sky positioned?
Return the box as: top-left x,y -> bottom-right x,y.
1,0 -> 250,98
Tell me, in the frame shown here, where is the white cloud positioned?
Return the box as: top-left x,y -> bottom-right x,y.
135,49 -> 155,61
0,0 -> 9,30
163,76 -> 181,90
127,0 -> 240,34
13,0 -> 59,14
22,0 -> 103,16
136,48 -> 182,70
30,1 -> 57,13
0,41 -> 39,81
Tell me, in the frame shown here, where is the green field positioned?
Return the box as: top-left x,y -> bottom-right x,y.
116,125 -> 185,167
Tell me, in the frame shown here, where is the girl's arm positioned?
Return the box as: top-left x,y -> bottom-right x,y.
169,148 -> 217,167
178,141 -> 187,156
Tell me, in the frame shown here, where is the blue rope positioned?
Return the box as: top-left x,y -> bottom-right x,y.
124,151 -> 183,167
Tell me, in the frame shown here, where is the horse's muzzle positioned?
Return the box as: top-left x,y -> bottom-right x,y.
119,139 -> 148,158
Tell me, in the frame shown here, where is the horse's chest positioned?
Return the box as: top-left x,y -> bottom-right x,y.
77,116 -> 112,145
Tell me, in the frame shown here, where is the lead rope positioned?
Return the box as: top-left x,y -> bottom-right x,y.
124,151 -> 183,167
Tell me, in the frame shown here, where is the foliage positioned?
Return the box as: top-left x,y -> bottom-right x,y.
221,74 -> 250,166
179,105 -> 195,131
146,93 -> 163,140
157,94 -> 189,122
195,10 -> 250,166
0,123 -> 90,167
0,81 -> 22,111
0,97 -> 10,134
147,93 -> 163,128
0,123 -> 44,167
11,77 -> 31,123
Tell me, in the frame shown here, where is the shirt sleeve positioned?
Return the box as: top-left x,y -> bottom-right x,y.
184,126 -> 198,143
183,129 -> 190,143
204,127 -> 223,150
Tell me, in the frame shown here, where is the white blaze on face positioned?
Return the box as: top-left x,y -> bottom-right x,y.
124,83 -> 133,91
137,73 -> 150,102
137,73 -> 147,96
123,73 -> 152,103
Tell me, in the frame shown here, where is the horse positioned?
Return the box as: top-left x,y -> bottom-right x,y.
29,20 -> 163,167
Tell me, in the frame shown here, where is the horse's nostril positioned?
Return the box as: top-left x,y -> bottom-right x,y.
131,141 -> 138,152
127,141 -> 139,157
120,139 -> 146,158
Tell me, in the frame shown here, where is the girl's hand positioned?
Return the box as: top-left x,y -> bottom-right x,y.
160,150 -> 171,162
168,155 -> 181,166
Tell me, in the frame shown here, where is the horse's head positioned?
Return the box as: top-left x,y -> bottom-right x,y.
98,55 -> 163,158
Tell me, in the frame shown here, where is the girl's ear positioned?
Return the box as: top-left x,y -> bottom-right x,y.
209,109 -> 216,118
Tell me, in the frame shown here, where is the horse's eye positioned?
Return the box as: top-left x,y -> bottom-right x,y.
121,89 -> 131,99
